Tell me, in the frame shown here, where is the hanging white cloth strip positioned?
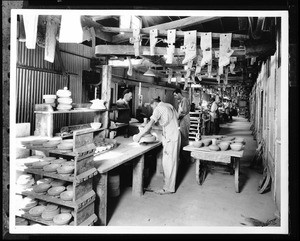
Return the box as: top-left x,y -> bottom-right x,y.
200,32 -> 212,67
23,14 -> 39,49
59,14 -> 83,43
44,17 -> 59,63
219,33 -> 234,68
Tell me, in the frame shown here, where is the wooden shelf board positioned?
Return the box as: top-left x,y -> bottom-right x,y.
34,109 -> 107,114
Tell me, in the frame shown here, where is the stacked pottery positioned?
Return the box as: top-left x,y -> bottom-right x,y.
56,87 -> 72,111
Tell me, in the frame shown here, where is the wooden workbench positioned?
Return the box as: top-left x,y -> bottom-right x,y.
183,140 -> 244,193
92,136 -> 162,225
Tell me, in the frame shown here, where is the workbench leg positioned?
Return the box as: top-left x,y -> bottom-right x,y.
195,159 -> 200,185
234,157 -> 240,193
156,148 -> 163,176
94,173 -> 108,225
132,155 -> 144,197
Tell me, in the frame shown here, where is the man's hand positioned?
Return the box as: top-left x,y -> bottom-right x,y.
133,134 -> 141,143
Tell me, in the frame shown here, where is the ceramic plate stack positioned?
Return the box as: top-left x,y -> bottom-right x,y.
30,160 -> 51,169
43,137 -> 62,148
16,174 -> 35,191
41,204 -> 60,221
60,190 -> 74,201
50,158 -> 67,165
43,163 -> 61,173
37,177 -> 54,185
57,139 -> 73,152
50,179 -> 67,187
16,217 -> 29,226
57,87 -> 72,111
21,197 -> 38,211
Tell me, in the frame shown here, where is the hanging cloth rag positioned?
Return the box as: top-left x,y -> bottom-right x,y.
23,14 -> 39,49
219,33 -> 234,68
127,57 -> 133,76
59,14 -> 83,43
200,32 -> 212,67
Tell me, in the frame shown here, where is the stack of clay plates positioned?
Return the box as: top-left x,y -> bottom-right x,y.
50,179 -> 67,187
60,190 -> 73,201
50,158 -> 67,165
43,137 -> 62,148
41,204 -> 60,221
21,197 -> 38,211
57,139 -> 73,152
16,174 -> 35,191
57,87 -> 72,111
37,177 -> 53,185
15,217 -> 29,226
30,160 -> 51,169
43,163 -> 61,173
57,165 -> 74,175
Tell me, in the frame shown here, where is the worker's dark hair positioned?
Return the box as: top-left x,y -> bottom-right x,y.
173,88 -> 182,94
150,96 -> 161,104
122,88 -> 132,97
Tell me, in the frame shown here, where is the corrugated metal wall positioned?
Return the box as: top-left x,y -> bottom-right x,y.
16,41 -> 94,135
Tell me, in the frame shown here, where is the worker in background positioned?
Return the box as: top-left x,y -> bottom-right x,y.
133,97 -> 181,195
116,89 -> 132,137
210,97 -> 220,135
173,88 -> 191,165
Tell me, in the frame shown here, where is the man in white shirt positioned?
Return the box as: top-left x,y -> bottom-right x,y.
133,97 -> 181,195
210,97 -> 220,134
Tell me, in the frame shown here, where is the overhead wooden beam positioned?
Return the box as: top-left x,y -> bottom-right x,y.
112,16 -> 220,43
102,27 -> 249,41
81,16 -> 113,42
90,15 -> 117,21
95,44 -> 246,57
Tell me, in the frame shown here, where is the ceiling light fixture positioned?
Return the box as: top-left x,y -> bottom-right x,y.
143,67 -> 156,77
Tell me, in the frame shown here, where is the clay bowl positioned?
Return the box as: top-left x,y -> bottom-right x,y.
43,141 -> 61,148
33,183 -> 51,193
50,180 -> 67,187
57,165 -> 75,174
41,208 -> 60,221
60,190 -> 74,201
140,134 -> 156,143
60,206 -> 72,213
192,141 -> 203,148
45,204 -> 59,212
28,205 -> 46,217
208,144 -> 220,151
90,122 -> 102,130
47,186 -> 66,196
230,143 -> 244,151
53,213 -> 72,225
66,185 -> 73,191
22,199 -> 38,211
218,141 -> 230,151
202,139 -> 212,147
31,161 -> 51,169
43,163 -> 61,172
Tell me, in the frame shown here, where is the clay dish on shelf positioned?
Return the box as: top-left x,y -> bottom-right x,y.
41,208 -> 60,221
28,205 -> 46,217
57,165 -> 75,174
42,157 -> 57,162
60,206 -> 72,213
47,186 -> 66,196
33,183 -> 51,193
31,161 -> 51,169
45,203 -> 59,212
60,190 -> 74,201
37,177 -> 54,185
53,213 -> 72,225
43,163 -> 61,172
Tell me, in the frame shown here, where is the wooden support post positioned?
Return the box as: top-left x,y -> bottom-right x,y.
99,64 -> 112,132
132,155 -> 145,197
94,173 -> 108,226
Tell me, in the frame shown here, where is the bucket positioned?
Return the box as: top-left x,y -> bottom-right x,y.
108,173 -> 120,197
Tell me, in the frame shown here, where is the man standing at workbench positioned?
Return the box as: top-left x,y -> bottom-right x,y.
173,88 -> 191,165
133,97 -> 181,195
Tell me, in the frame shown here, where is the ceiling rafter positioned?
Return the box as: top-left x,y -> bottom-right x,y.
111,16 -> 220,43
